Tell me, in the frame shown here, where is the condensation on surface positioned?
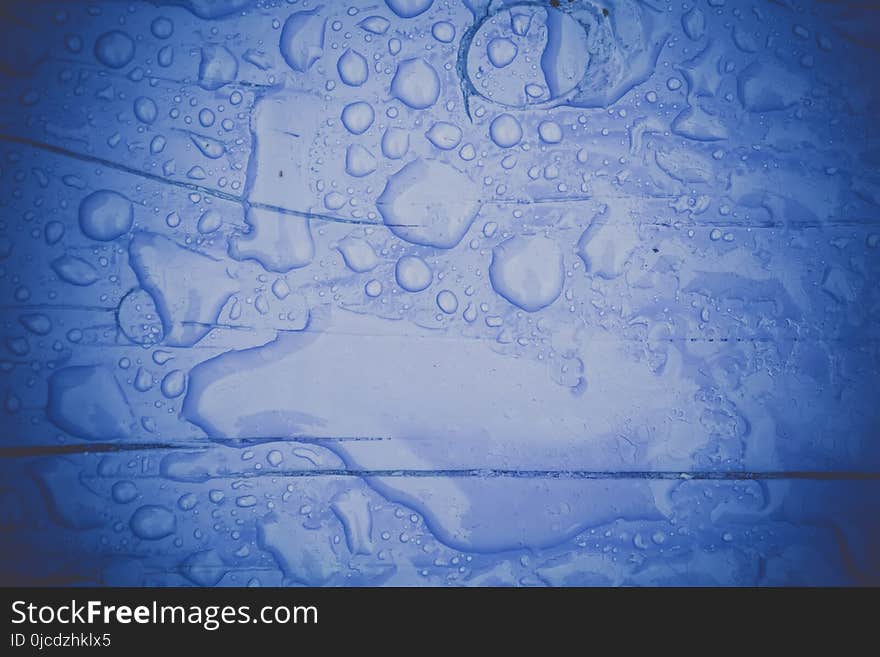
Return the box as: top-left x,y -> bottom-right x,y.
0,0 -> 879,586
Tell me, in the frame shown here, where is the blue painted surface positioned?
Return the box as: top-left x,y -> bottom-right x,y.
0,0 -> 878,586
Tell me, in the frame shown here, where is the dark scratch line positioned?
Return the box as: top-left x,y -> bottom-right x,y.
45,55 -> 280,91
85,469 -> 880,481
0,436 -> 388,457
1,441 -> 876,481
169,469 -> 880,481
0,134 -> 414,228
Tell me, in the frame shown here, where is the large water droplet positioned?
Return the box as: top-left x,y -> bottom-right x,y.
436,289 -> 458,314
94,30 -> 135,69
151,17 -> 174,40
489,236 -> 564,312
391,58 -> 440,109
337,49 -> 368,86
385,0 -> 433,19
345,144 -> 377,177
359,16 -> 390,35
130,505 -> 176,540
51,255 -> 99,286
191,133 -> 225,159
133,96 -> 158,124
19,313 -> 52,335
377,159 -> 482,249
425,122 -> 462,150
79,190 -> 133,241
395,255 -> 432,292
112,481 -> 139,504
537,120 -> 563,144
45,221 -> 64,244
161,370 -> 187,399
134,367 -> 154,392
197,209 -> 223,234
381,127 -> 409,159
341,101 -> 375,135
432,21 -> 456,43
487,38 -> 517,68
489,113 -> 522,148
338,237 -> 378,272
280,8 -> 326,72
117,288 -> 164,346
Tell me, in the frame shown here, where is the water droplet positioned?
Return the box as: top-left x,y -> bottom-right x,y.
117,288 -> 164,346
198,108 -> 215,127
489,236 -> 564,312
425,122 -> 462,150
44,221 -> 64,244
538,120 -> 563,144
365,279 -> 383,297
130,505 -> 176,540
190,133 -> 225,159
395,255 -> 432,292
338,237 -> 378,272
19,313 -> 52,335
79,190 -> 133,241
112,481 -> 139,504
134,367 -> 154,392
341,101 -> 375,135
345,144 -> 377,177
197,209 -> 223,234
337,48 -> 368,86
377,159 -> 481,249
157,45 -> 173,67
51,255 -> 99,286
161,369 -> 187,399
151,17 -> 174,40
432,21 -> 456,43
359,16 -> 390,35
391,58 -> 440,109
490,113 -> 522,148
381,127 -> 409,159
133,96 -> 158,124
436,289 -> 458,314
385,0 -> 434,19
271,278 -> 290,300
236,495 -> 258,508
94,30 -> 135,69
280,8 -> 326,72
178,493 -> 198,511
487,38 -> 517,68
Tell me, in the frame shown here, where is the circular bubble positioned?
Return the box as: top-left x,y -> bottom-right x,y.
464,5 -> 588,107
117,288 -> 164,346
